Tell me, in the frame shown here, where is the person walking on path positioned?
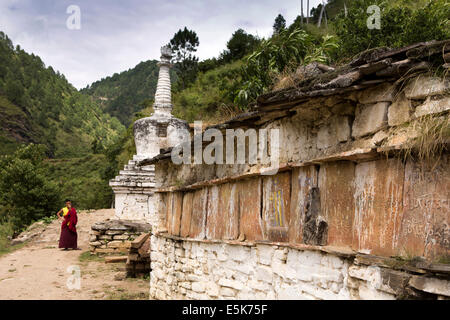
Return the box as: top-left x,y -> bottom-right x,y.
57,199 -> 78,250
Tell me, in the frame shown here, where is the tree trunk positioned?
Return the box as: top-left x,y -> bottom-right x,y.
307,0 -> 310,24
318,2 -> 325,27
301,0 -> 304,24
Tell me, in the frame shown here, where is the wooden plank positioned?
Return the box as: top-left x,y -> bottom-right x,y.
206,186 -> 224,239
288,166 -> 318,243
165,192 -> 173,233
353,158 -> 405,256
355,254 -> 427,274
262,172 -> 291,242
104,256 -> 128,264
398,155 -> 450,260
170,192 -> 183,236
300,148 -> 379,165
180,192 -> 193,238
219,183 -> 239,240
319,161 -> 355,247
131,233 -> 150,248
189,188 -> 208,239
238,178 -> 264,241
415,262 -> 450,274
128,253 -> 139,261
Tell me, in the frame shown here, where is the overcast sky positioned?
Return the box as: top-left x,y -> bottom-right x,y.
0,0 -> 322,89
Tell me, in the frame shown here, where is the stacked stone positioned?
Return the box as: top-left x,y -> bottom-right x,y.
316,75 -> 450,151
126,233 -> 151,277
149,236 -> 352,300
149,235 -> 450,300
89,220 -> 151,255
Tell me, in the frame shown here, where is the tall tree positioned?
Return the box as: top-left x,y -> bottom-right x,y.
273,14 -> 287,34
307,0 -> 310,24
0,144 -> 61,231
168,27 -> 200,90
318,1 -> 326,27
226,29 -> 259,61
301,0 -> 304,24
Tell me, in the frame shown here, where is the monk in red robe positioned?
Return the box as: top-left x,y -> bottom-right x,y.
58,199 -> 78,250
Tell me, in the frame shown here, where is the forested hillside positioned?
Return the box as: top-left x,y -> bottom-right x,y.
0,32 -> 124,157
0,32 -> 127,245
82,60 -> 177,126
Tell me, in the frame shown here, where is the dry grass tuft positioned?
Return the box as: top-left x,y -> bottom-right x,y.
410,114 -> 450,161
383,114 -> 450,165
207,104 -> 244,125
272,72 -> 298,91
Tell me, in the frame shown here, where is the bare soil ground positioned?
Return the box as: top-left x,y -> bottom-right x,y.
0,209 -> 149,300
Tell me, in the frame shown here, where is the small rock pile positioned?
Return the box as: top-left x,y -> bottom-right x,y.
89,219 -> 151,255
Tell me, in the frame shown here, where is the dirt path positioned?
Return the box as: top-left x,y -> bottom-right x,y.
0,209 -> 149,300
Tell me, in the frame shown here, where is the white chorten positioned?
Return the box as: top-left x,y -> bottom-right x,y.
110,46 -> 189,223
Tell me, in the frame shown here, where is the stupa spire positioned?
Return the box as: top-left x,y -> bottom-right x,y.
153,46 -> 173,115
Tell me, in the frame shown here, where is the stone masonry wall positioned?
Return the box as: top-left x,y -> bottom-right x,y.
89,220 -> 151,255
148,70 -> 449,300
150,235 -> 450,300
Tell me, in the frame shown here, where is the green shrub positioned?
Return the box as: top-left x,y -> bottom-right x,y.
334,0 -> 450,58
44,153 -> 116,210
0,220 -> 14,254
236,28 -> 339,107
0,144 -> 61,232
172,60 -> 244,122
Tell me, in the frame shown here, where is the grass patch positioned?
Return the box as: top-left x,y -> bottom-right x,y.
78,251 -> 104,263
0,222 -> 14,255
0,221 -> 28,257
41,215 -> 58,225
104,290 -> 149,300
436,255 -> 450,265
385,255 -> 425,269
0,242 -> 28,258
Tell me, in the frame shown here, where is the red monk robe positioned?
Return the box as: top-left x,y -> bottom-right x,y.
58,207 -> 78,249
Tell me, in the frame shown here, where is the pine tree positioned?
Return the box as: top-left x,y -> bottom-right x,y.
273,14 -> 287,34
168,27 -> 200,90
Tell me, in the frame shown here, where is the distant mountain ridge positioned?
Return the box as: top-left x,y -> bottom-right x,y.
0,31 -> 124,157
82,60 -> 177,126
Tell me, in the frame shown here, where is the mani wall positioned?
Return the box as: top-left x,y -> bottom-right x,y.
141,41 -> 450,299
